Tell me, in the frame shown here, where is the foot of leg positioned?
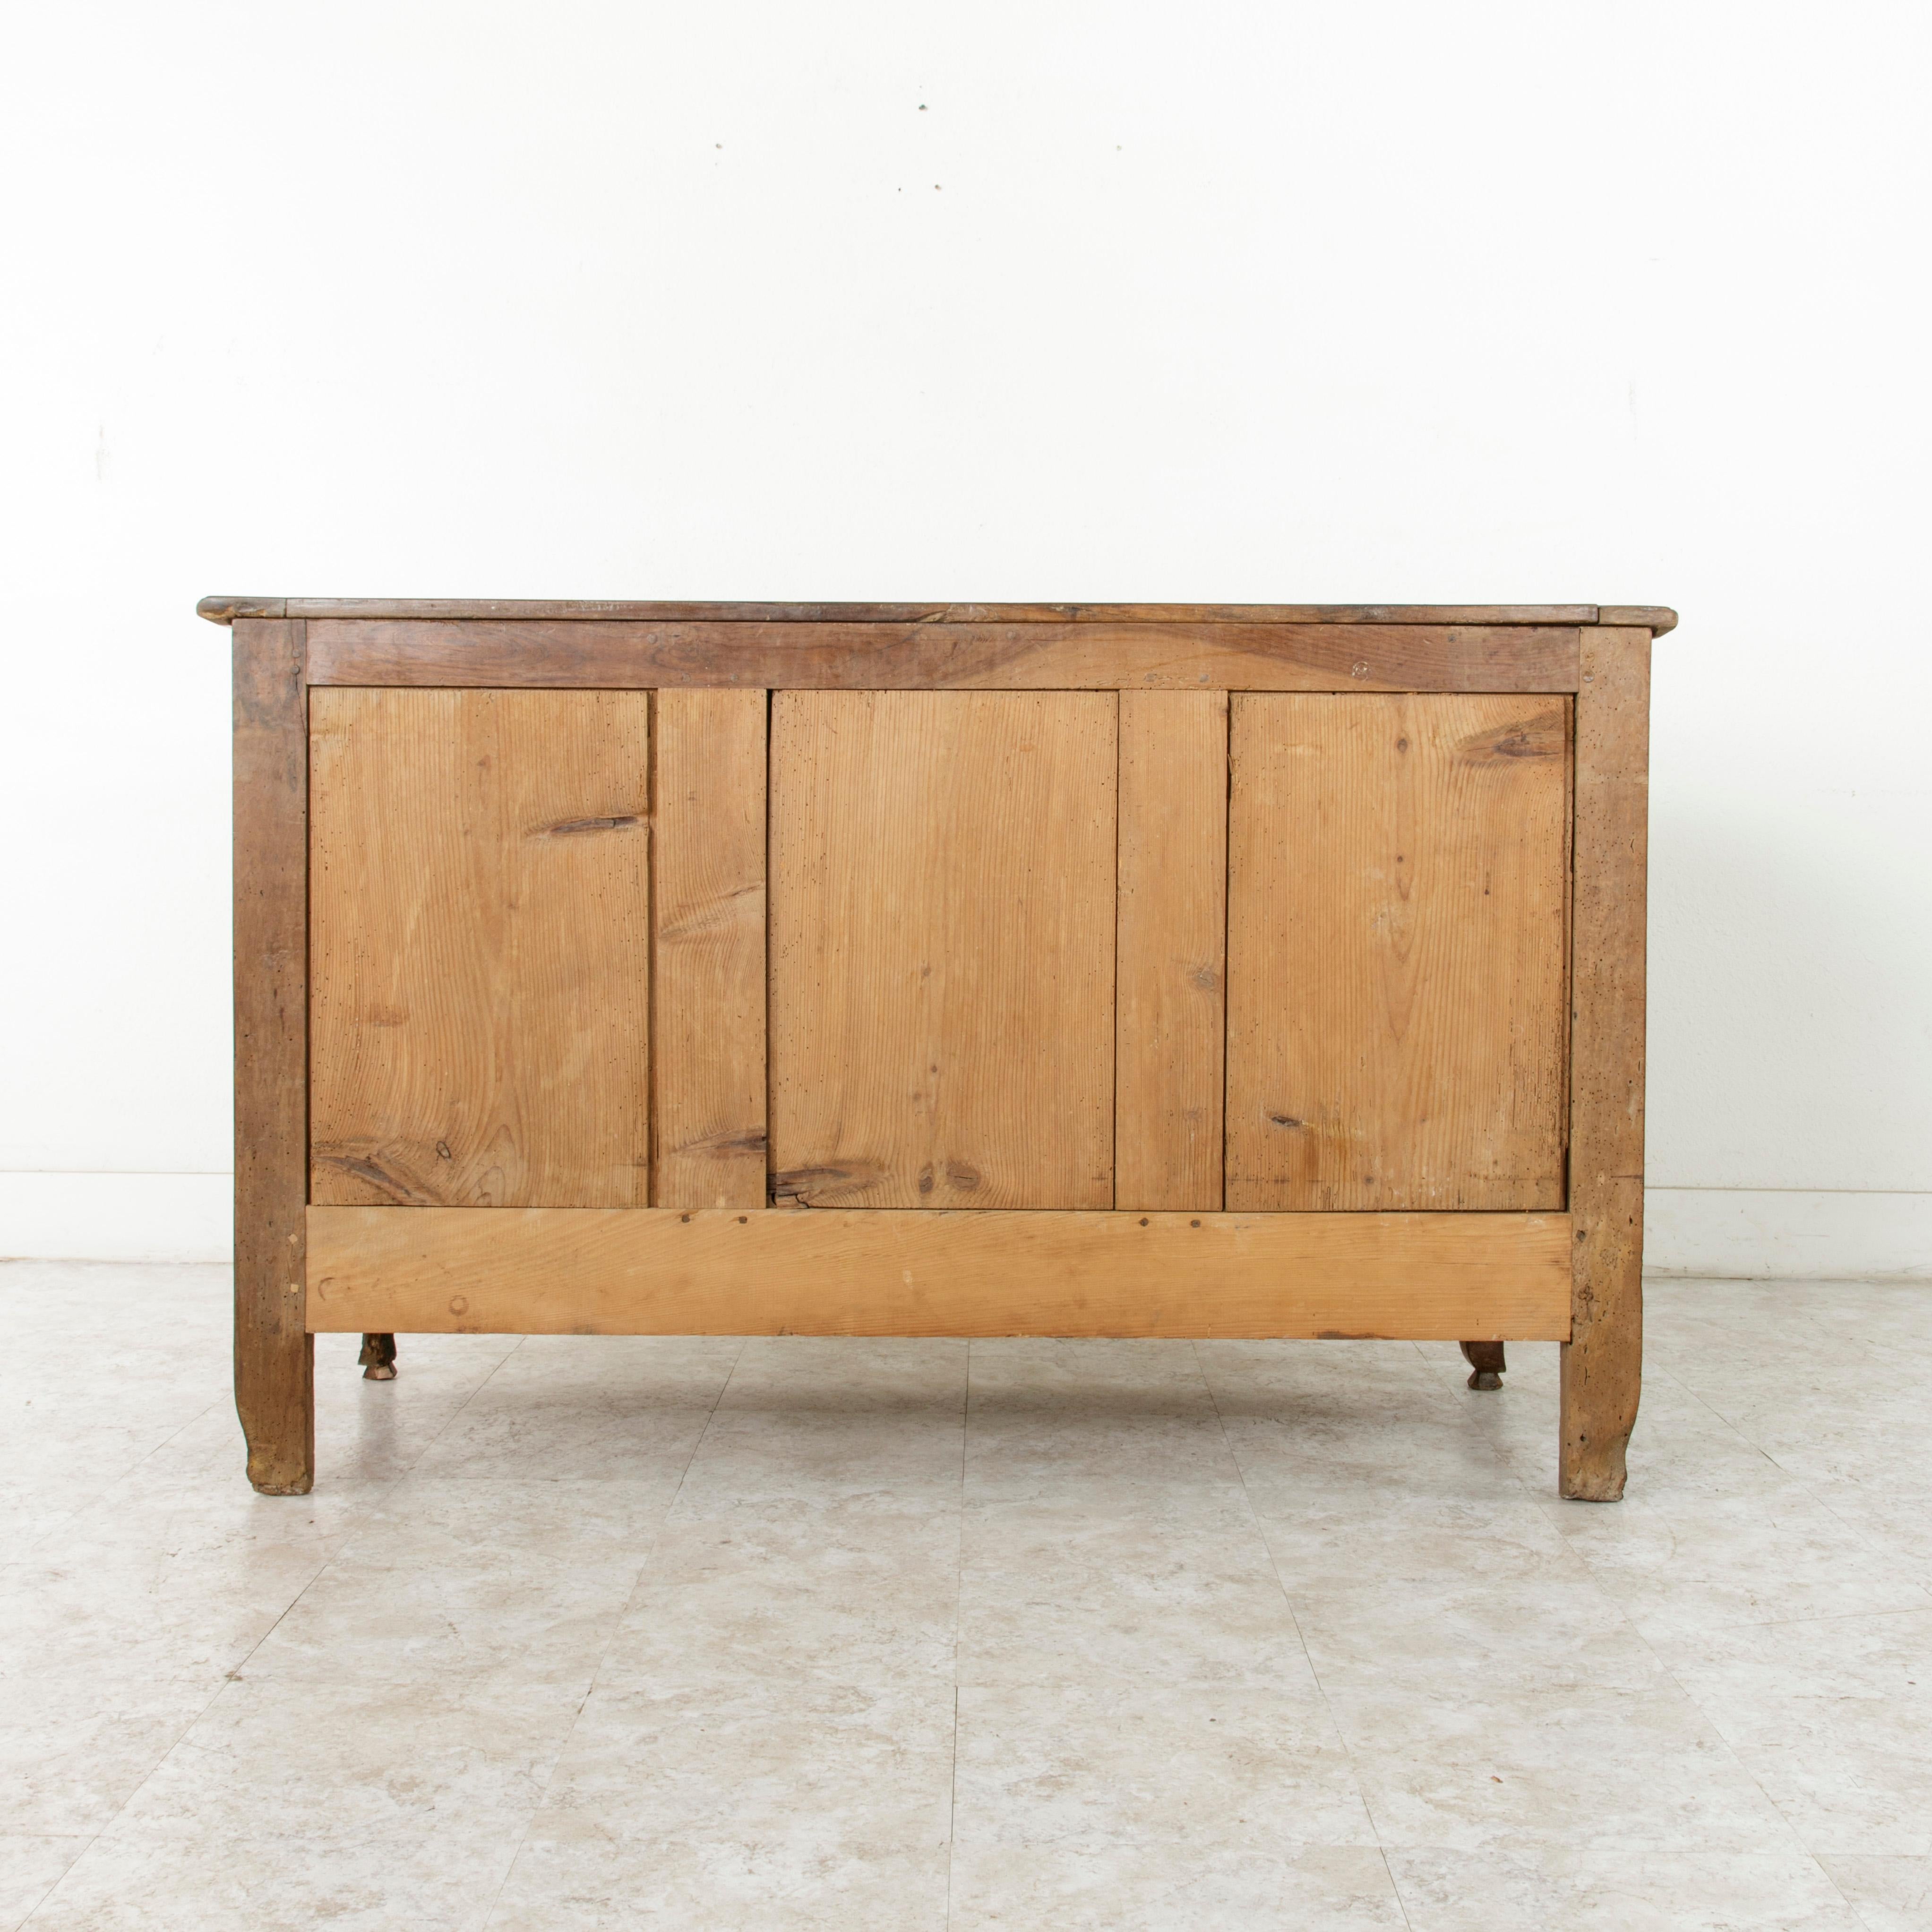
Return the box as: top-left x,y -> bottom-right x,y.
358,1332 -> 398,1380
1460,1340 -> 1506,1391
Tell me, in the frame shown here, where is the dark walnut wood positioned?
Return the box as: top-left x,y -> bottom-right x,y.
201,596 -> 1681,629
301,618 -> 1588,694
1561,627 -> 1651,1500
358,1332 -> 398,1380
232,618 -> 314,1494
1460,1340 -> 1507,1390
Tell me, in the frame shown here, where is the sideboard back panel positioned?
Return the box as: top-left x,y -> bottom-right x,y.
216,596 -> 1666,1497
1226,693 -> 1571,1211
308,688 -> 653,1208
768,690 -> 1118,1209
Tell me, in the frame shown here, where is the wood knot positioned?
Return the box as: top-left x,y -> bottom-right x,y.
537,815 -> 644,837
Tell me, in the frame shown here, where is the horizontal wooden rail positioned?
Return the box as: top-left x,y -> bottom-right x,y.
301,619 -> 1586,693
307,1206 -> 1573,1340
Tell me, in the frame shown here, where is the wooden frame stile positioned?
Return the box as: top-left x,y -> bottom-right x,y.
1559,626 -> 1652,1500
232,617 -> 314,1494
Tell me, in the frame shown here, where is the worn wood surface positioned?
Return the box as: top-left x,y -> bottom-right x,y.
232,617 -> 314,1494
1561,628 -> 1651,1501
357,1331 -> 397,1380
202,595 -> 1612,627
653,689 -> 768,1209
1597,607 -> 1678,634
769,691 -> 1116,1209
309,689 -> 652,1208
1115,690 -> 1228,1210
308,1205 -> 1574,1340
1226,694 -> 1571,1211
302,618 -> 1585,694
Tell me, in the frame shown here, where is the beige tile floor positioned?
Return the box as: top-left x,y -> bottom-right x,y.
3,1262 -> 1931,1929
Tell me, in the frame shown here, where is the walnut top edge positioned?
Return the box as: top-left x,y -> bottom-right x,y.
200,597 -> 1674,630
1597,606 -> 1677,634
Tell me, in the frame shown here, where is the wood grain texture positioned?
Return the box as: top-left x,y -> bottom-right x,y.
308,1205 -> 1573,1340
303,619 -> 1584,694
309,689 -> 652,1208
1597,607 -> 1677,635
1561,628 -> 1651,1501
769,691 -> 1116,1209
1227,694 -> 1571,1211
1116,691 -> 1228,1210
202,595 -> 1603,627
233,618 -> 315,1494
653,689 -> 768,1209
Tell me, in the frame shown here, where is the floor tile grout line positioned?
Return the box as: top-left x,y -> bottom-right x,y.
1188,1341 -> 1417,1932
13,1590 -> 331,1930
1373,1343 -> 1866,1917
1639,1347 -> 1932,1604
1729,1603 -> 1932,1633
1515,1343 -> 1880,1893
15,1324 -> 235,1563
8,1837 -> 99,1931
1602,1582 -> 1870,1889
1637,1296 -> 1932,1922
18,1275 -> 1932,1924
265,1331 -> 530,1581
1814,1859 -> 1889,1932
9,1331 -> 510,1920
472,1335 -> 752,1932
1473,1369 -> 1932,1906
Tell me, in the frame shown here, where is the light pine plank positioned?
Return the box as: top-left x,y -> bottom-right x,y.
1561,627 -> 1651,1501
1227,694 -> 1571,1211
1116,690 -> 1228,1210
309,689 -> 652,1208
232,618 -> 314,1494
769,690 -> 1117,1209
307,1205 -> 1573,1341
653,689 -> 769,1208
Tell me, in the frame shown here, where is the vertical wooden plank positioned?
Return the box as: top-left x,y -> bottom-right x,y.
309,690 -> 651,1208
770,690 -> 1117,1209
653,689 -> 769,1208
1561,627 -> 1650,1501
1227,693 -> 1571,1211
233,617 -> 313,1494
1115,690 -> 1228,1210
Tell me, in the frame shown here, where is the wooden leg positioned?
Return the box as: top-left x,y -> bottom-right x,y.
234,616 -> 316,1494
1559,627 -> 1649,1502
358,1332 -> 398,1380
1562,1177 -> 1643,1499
1460,1340 -> 1506,1390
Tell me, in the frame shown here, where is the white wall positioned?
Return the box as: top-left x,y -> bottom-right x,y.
2,1 -> 1927,1275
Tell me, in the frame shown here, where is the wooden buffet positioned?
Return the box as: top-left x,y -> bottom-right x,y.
209,597 -> 1671,1500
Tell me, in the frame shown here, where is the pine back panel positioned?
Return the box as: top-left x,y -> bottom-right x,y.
308,688 -> 653,1208
1226,693 -> 1571,1210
